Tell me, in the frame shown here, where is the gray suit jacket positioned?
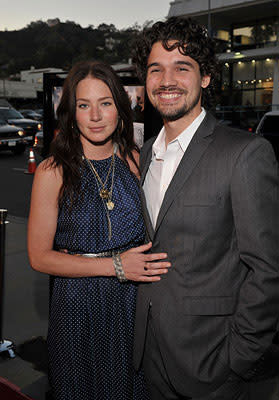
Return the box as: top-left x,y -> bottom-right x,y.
134,113 -> 279,397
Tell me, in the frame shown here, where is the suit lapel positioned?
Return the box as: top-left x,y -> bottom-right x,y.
140,138 -> 156,241
154,113 -> 217,233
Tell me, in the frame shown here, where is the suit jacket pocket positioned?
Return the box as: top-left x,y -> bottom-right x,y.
182,296 -> 235,316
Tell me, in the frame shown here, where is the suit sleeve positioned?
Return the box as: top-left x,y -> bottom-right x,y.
229,137 -> 279,379
139,145 -> 146,174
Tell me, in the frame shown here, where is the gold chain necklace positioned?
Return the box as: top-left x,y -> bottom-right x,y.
84,152 -> 115,211
82,146 -> 117,240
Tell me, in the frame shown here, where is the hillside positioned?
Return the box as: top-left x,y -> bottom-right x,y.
0,20 -> 144,76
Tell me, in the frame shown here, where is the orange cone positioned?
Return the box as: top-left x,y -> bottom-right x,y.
24,147 -> 37,174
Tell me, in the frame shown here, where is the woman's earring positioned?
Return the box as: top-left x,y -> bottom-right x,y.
119,119 -> 124,134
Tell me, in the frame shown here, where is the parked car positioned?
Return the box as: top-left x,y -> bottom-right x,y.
0,119 -> 33,155
35,108 -> 43,117
255,111 -> 279,161
0,107 -> 42,145
19,109 -> 42,122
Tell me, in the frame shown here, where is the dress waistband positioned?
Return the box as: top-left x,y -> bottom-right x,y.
62,246 -> 130,257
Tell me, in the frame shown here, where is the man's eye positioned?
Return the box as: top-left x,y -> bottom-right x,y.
150,69 -> 160,73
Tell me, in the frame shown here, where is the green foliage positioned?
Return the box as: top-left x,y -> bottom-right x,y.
0,19 -> 144,75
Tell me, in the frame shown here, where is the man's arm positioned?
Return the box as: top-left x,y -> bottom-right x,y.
229,137 -> 279,379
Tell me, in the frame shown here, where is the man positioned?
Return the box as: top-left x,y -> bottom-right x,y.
132,17 -> 279,400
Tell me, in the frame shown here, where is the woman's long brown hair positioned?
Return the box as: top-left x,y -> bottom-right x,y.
49,60 -> 139,207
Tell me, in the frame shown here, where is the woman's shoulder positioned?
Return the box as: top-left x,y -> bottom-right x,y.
35,157 -> 63,184
131,149 -> 140,165
30,157 -> 63,207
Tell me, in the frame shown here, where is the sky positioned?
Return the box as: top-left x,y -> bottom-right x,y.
1,0 -> 172,31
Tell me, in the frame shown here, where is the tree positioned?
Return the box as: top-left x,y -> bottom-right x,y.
0,19 -> 143,74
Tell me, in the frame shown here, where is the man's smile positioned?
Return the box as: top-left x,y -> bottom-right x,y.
159,93 -> 182,99
153,88 -> 186,103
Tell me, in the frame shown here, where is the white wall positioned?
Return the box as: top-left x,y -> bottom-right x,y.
0,80 -> 37,99
20,67 -> 64,88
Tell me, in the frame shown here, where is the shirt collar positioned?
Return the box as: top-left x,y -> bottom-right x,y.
152,108 -> 206,158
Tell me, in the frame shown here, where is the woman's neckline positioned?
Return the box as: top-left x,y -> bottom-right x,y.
87,154 -> 116,162
83,142 -> 118,162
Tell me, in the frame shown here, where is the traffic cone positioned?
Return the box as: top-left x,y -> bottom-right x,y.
24,147 -> 37,174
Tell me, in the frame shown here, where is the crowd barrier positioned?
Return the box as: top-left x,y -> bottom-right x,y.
0,209 -> 15,358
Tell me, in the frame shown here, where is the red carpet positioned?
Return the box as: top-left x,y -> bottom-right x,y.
0,377 -> 33,400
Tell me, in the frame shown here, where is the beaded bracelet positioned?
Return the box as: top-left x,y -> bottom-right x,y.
112,253 -> 128,283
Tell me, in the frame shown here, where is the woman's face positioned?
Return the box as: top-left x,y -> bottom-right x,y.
75,76 -> 119,148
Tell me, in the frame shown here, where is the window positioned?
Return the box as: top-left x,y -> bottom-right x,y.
232,20 -> 276,51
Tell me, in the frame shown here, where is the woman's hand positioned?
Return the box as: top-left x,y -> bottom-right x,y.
121,242 -> 171,282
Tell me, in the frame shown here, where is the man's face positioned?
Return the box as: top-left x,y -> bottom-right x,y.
146,41 -> 210,122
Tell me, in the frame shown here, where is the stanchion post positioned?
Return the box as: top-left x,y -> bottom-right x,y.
0,209 -> 15,358
0,208 -> 7,341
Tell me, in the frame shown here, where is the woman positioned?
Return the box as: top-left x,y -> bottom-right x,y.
27,60 -> 170,400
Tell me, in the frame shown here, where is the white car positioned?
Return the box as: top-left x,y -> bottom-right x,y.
255,111 -> 279,161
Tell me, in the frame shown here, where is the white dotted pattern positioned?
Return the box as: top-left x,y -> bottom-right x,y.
47,156 -> 149,400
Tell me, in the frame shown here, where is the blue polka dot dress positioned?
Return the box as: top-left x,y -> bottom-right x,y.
47,154 -> 149,400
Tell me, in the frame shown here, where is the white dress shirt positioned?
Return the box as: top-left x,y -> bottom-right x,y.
143,109 -> 206,228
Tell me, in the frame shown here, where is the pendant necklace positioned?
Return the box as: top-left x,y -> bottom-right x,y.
82,144 -> 117,240
83,148 -> 115,211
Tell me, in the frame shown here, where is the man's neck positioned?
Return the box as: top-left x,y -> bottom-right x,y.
164,107 -> 203,146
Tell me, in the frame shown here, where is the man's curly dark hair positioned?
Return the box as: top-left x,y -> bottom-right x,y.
133,17 -> 220,108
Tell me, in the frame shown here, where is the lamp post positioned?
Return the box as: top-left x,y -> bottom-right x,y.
208,0 -> 212,37
2,78 -> 7,98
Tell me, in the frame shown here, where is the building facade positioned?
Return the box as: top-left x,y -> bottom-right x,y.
0,67 -> 64,100
168,0 -> 279,124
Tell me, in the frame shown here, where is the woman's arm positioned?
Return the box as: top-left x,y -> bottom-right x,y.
28,160 -> 170,281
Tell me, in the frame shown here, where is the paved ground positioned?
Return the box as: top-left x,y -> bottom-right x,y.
0,215 -> 49,399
